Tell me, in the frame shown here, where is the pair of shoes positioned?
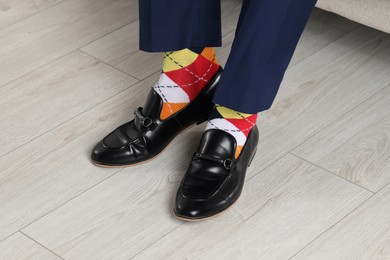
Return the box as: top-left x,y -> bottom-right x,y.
91,66 -> 259,221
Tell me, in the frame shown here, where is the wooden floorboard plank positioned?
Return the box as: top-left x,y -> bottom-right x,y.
0,232 -> 61,260
292,183 -> 390,259
289,19 -> 346,67
0,0 -> 137,88
81,21 -> 161,81
0,0 -> 64,30
0,50 -> 137,158
292,86 -> 390,192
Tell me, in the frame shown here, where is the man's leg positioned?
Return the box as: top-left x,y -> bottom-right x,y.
138,0 -> 223,120
175,0 -> 319,221
205,0 -> 318,159
212,0 -> 318,114
91,0 -> 223,167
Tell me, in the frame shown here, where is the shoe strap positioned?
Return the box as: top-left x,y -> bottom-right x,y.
134,107 -> 155,132
191,152 -> 234,170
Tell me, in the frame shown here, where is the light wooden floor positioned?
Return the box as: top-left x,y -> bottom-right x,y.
1,0 -> 390,259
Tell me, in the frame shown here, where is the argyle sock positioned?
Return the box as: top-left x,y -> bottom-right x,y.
205,105 -> 258,159
153,47 -> 220,120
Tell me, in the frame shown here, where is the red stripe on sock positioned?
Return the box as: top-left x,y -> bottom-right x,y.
165,54 -> 219,100
225,114 -> 258,137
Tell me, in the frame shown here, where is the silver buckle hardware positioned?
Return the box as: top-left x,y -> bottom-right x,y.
192,152 -> 234,170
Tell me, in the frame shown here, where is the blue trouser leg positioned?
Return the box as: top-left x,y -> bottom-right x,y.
213,0 -> 318,113
138,0 -> 222,52
138,0 -> 317,113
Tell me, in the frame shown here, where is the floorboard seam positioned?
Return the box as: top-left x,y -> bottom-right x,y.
20,231 -> 65,260
0,19 -> 135,90
20,168 -> 123,236
129,223 -> 186,259
78,49 -> 146,81
287,83 -> 390,161
0,0 -> 66,32
289,152 -> 375,193
287,181 -> 390,259
0,70 -> 142,161
77,21 -> 136,51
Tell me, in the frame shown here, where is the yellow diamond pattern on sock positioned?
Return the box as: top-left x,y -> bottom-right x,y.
216,105 -> 252,119
162,49 -> 199,72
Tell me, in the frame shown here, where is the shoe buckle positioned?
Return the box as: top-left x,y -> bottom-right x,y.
192,152 -> 233,170
134,107 -> 154,128
141,117 -> 153,127
223,159 -> 233,170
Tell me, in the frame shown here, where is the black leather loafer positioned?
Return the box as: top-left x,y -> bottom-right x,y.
91,66 -> 223,167
174,126 -> 259,221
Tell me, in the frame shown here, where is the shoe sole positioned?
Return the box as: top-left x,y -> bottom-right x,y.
173,148 -> 258,222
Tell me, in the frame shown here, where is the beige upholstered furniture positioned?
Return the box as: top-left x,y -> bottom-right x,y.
316,0 -> 390,34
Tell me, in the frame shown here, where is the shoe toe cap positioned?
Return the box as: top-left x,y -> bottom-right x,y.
90,141 -> 129,166
90,141 -> 111,164
174,190 -> 229,220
